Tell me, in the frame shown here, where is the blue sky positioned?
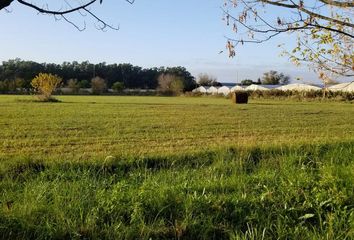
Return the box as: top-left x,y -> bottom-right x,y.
0,0 -> 330,83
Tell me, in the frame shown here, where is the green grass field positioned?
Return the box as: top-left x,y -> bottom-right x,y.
0,95 -> 354,239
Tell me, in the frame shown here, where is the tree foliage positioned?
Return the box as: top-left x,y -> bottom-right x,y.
197,73 -> 221,87
67,79 -> 80,94
31,73 -> 62,101
0,59 -> 196,93
112,82 -> 124,92
222,0 -> 354,80
240,79 -> 256,86
262,70 -> 290,85
0,78 -> 25,93
91,76 -> 107,95
162,67 -> 196,91
157,74 -> 185,96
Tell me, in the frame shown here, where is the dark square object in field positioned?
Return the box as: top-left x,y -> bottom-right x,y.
232,92 -> 248,104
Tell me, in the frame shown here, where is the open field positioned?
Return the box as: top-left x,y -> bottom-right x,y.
1,95 -> 353,163
0,95 -> 354,239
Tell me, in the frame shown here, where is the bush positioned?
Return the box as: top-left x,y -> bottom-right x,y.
187,89 -> 353,102
240,79 -> 256,86
157,74 -> 184,96
184,91 -> 205,97
91,77 -> 107,95
67,79 -> 80,94
197,73 -> 221,86
248,89 -> 354,101
0,78 -> 25,93
31,73 -> 62,101
112,82 -> 124,92
0,81 -> 7,93
262,70 -> 290,85
79,80 -> 90,88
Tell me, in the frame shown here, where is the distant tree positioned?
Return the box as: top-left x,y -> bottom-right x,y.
169,79 -> 184,95
262,71 -> 290,85
31,73 -> 62,101
157,74 -> 184,96
79,80 -> 90,88
112,82 -> 124,92
0,81 -> 7,93
0,78 -> 24,93
139,68 -> 159,89
0,80 -> 13,93
163,67 -> 197,91
0,59 -> 44,89
118,63 -> 143,89
91,76 -> 107,95
67,79 -> 80,93
198,73 -> 221,87
240,79 -> 255,86
0,59 -> 195,92
0,79 -> 15,92
5,79 -> 16,92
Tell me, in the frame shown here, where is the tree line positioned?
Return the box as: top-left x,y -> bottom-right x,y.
240,71 -> 290,86
0,59 -> 197,93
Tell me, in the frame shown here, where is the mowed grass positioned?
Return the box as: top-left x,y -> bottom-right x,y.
0,95 -> 354,239
1,95 -> 353,163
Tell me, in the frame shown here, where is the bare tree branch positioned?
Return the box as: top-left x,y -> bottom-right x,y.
0,0 -> 13,10
318,0 -> 354,8
17,0 -> 98,15
1,0 -> 135,31
223,0 -> 354,77
83,7 -> 119,30
61,14 -> 86,31
260,0 -> 354,28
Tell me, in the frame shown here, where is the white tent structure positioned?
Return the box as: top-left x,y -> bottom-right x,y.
207,86 -> 218,95
217,86 -> 231,95
230,85 -> 244,92
277,83 -> 321,91
328,82 -> 354,92
245,84 -> 270,91
192,86 -> 207,93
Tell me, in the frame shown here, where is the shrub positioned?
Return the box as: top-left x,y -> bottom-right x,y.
197,73 -> 221,86
79,80 -> 90,88
0,79 -> 24,93
187,88 -> 353,102
262,70 -> 290,85
170,78 -> 184,94
240,79 -> 255,86
246,89 -> 354,101
31,73 -> 62,101
67,79 -> 80,94
14,78 -> 25,93
184,91 -> 204,97
91,77 -> 107,95
0,81 -> 7,93
112,82 -> 124,92
157,74 -> 185,96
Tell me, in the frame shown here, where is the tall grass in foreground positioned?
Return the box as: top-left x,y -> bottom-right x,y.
0,96 -> 353,239
1,142 -> 353,239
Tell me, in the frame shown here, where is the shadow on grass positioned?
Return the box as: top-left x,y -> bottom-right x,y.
2,140 -> 353,181
0,140 -> 354,240
15,98 -> 62,103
